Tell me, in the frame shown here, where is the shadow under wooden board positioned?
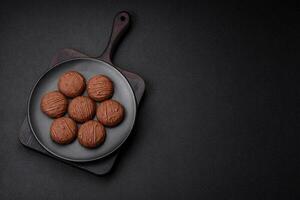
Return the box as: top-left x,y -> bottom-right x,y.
19,48 -> 145,175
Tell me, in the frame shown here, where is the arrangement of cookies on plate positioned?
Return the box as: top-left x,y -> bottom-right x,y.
40,71 -> 125,148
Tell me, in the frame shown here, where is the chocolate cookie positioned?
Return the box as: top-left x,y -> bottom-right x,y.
58,71 -> 86,98
50,117 -> 77,144
78,120 -> 106,148
87,75 -> 114,101
68,96 -> 96,123
96,99 -> 125,127
40,91 -> 68,118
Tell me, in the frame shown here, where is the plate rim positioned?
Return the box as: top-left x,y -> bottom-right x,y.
27,57 -> 137,162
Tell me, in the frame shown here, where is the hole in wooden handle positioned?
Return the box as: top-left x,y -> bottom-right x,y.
120,15 -> 126,21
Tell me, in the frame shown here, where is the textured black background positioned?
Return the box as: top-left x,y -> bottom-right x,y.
0,1 -> 299,199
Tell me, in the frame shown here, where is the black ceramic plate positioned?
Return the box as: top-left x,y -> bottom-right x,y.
28,58 -> 137,162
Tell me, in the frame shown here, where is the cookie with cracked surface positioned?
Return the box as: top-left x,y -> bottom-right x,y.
50,117 -> 77,144
78,120 -> 106,148
68,96 -> 96,123
96,99 -> 125,127
87,75 -> 114,101
58,71 -> 86,98
40,91 -> 68,118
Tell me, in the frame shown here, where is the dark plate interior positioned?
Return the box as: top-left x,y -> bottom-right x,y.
28,58 -> 136,162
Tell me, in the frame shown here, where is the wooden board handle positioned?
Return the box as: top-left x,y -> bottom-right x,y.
99,11 -> 130,64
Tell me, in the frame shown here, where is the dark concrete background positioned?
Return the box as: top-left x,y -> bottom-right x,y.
0,1 -> 299,199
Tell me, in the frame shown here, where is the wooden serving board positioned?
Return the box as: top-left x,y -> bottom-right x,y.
19,48 -> 145,175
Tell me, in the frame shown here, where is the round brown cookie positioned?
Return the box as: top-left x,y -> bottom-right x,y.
68,96 -> 96,123
50,117 -> 77,144
78,120 -> 106,148
40,91 -> 68,118
96,99 -> 125,127
87,75 -> 114,101
58,71 -> 86,98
